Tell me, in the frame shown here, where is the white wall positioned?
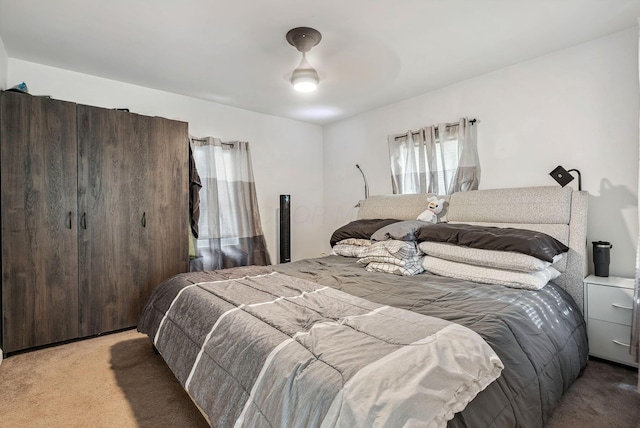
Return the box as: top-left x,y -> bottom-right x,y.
323,28 -> 639,278
0,35 -> 8,89
9,59 -> 325,263
8,28 -> 639,277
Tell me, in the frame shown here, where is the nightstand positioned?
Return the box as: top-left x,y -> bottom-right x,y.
583,275 -> 637,367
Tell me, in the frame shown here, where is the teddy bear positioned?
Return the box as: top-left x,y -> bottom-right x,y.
417,196 -> 446,224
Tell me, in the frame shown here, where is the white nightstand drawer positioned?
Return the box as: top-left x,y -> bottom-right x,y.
587,319 -> 637,367
587,284 -> 633,326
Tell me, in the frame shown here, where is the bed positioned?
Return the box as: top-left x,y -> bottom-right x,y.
138,185 -> 589,427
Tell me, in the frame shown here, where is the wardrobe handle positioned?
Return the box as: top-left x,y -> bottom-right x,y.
67,211 -> 72,229
81,212 -> 87,230
611,303 -> 633,311
612,339 -> 630,348
142,212 -> 146,228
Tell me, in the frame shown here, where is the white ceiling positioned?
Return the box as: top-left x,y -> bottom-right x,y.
1,0 -> 639,125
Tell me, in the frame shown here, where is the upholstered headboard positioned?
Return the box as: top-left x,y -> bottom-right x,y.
357,186 -> 589,313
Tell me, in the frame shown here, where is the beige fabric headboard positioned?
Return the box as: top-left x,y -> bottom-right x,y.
356,193 -> 447,221
357,186 -> 589,313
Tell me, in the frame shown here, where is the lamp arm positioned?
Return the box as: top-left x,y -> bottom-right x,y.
356,164 -> 369,199
568,169 -> 582,191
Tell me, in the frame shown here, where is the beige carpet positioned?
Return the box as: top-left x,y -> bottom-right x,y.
0,329 -> 638,427
0,329 -> 208,428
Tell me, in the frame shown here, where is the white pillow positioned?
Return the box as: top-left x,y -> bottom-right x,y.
331,239 -> 372,258
421,256 -> 561,290
418,241 -> 562,273
336,238 -> 372,247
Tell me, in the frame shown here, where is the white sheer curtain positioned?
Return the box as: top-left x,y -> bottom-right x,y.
632,19 -> 640,390
190,137 -> 270,271
388,117 -> 479,195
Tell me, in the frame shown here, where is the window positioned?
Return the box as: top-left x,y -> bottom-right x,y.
388,117 -> 478,195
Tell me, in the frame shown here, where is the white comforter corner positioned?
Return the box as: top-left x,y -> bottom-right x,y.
320,321 -> 504,428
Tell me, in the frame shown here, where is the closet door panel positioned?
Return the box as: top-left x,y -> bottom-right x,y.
1,92 -> 79,352
144,118 -> 188,309
77,106 -> 148,336
129,114 -> 152,321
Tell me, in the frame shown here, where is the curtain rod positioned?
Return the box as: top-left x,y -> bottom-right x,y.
190,137 -> 235,146
393,118 -> 476,141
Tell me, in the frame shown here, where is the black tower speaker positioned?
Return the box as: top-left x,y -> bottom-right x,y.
279,195 -> 291,263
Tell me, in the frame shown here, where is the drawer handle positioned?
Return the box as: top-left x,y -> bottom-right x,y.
612,339 -> 630,347
611,303 -> 633,310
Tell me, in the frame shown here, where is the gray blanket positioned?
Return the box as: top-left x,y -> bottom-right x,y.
139,267 -> 502,427
275,256 -> 588,427
139,256 -> 588,427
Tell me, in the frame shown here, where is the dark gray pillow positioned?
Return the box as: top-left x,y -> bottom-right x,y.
416,223 -> 569,262
371,220 -> 432,242
330,219 -> 400,247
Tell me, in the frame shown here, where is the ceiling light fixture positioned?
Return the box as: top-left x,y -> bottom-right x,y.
286,27 -> 322,92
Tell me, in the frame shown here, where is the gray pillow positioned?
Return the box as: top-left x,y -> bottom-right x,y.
371,220 -> 432,242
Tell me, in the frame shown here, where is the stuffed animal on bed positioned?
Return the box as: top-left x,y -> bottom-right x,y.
417,196 -> 446,224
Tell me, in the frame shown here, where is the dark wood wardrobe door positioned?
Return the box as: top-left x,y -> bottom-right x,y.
77,105 -> 150,336
143,117 -> 188,309
1,91 -> 79,352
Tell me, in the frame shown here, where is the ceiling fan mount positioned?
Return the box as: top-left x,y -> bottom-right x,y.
286,27 -> 322,53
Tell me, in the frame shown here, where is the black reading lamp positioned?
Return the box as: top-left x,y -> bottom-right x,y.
549,165 -> 582,191
356,164 -> 369,199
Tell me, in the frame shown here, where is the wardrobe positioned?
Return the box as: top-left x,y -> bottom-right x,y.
0,90 -> 189,354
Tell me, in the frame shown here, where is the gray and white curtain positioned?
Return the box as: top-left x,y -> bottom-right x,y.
388,117 -> 479,195
632,19 -> 640,390
190,137 -> 270,271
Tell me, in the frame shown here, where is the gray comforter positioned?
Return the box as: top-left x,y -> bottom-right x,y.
138,255 -> 588,427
